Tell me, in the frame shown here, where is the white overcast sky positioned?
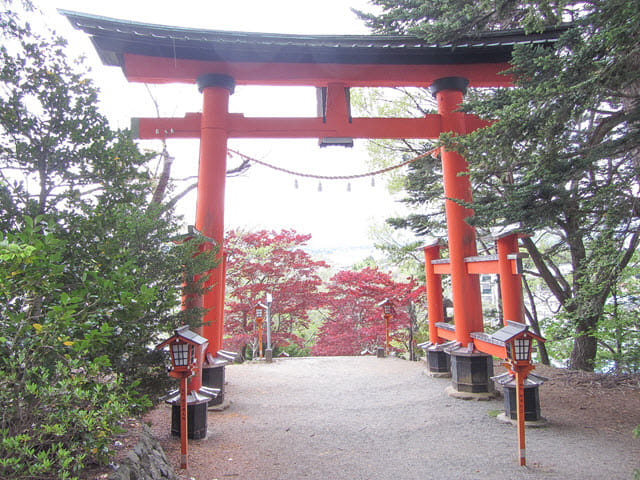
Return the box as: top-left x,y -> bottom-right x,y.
43,0 -> 414,254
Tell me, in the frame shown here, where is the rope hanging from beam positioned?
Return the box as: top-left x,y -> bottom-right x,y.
228,147 -> 440,181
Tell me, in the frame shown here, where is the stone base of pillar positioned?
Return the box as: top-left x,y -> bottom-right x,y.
202,360 -> 227,406
376,347 -> 385,358
426,347 -> 451,377
449,350 -> 494,394
171,399 -> 208,440
265,348 -> 273,363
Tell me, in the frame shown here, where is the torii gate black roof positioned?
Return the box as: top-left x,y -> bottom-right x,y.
60,10 -> 567,69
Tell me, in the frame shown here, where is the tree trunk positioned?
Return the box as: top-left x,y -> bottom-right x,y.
568,319 -> 598,371
151,147 -> 173,206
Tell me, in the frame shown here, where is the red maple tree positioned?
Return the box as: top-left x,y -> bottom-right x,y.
223,229 -> 328,358
312,267 -> 424,356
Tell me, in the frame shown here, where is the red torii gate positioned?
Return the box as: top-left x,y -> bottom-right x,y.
62,10 -> 562,397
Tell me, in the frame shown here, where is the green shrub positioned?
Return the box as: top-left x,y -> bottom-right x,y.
0,356 -> 148,479
0,227 -> 154,479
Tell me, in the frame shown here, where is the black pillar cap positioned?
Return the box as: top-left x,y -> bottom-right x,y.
196,73 -> 236,94
430,77 -> 469,98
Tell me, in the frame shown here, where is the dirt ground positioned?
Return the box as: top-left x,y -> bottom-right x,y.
89,357 -> 640,480
527,362 -> 640,438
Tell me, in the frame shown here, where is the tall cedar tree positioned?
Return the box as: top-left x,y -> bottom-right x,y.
313,267 -> 424,356
356,0 -> 640,371
224,229 -> 328,357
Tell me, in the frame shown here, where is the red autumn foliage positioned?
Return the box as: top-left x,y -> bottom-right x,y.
223,229 -> 328,357
312,267 -> 424,356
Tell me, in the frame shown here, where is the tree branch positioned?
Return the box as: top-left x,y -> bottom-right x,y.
521,236 -> 571,308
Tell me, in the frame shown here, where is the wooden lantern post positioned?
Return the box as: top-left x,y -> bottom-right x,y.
503,332 -> 539,466
471,321 -> 545,466
254,304 -> 267,359
156,326 -> 209,470
377,299 -> 394,356
178,370 -> 189,469
162,337 -> 193,469
479,321 -> 545,466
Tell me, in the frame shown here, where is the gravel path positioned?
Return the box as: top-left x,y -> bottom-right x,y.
153,356 -> 639,480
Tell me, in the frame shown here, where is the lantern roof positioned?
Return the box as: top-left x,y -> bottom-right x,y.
59,10 -> 569,87
156,325 -> 208,350
376,298 -> 392,307
492,321 -> 545,344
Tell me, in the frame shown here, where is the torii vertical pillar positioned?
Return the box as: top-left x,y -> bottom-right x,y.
195,74 -> 235,403
432,77 -> 493,394
422,241 -> 450,376
496,232 -> 524,325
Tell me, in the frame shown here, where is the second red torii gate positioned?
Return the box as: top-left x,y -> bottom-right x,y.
62,9 -> 564,395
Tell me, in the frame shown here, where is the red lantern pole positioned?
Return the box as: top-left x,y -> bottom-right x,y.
179,374 -> 189,469
385,314 -> 390,355
258,321 -> 264,358
515,362 -> 534,466
503,360 -> 534,467
157,329 -> 210,470
515,365 -> 526,466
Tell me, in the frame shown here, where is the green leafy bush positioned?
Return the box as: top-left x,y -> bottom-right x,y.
0,217 -> 217,479
0,229 -> 150,479
0,358 -> 146,479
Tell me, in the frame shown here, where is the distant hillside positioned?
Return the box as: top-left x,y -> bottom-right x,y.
306,245 -> 381,270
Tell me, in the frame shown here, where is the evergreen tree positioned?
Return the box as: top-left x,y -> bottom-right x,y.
357,0 -> 640,370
